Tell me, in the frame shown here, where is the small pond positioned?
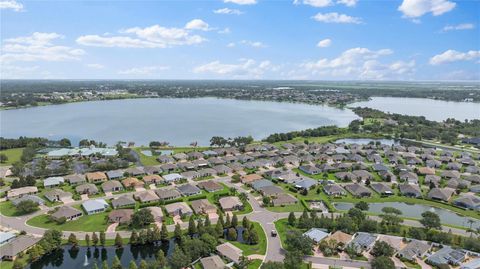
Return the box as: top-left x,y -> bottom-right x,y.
333,202 -> 480,229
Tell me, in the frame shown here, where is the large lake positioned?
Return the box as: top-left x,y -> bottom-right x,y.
0,98 -> 358,146
350,97 -> 480,122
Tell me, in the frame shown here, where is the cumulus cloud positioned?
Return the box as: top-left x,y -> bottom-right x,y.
86,63 -> 105,69
0,65 -> 39,79
118,66 -> 170,75
442,23 -> 474,32
296,47 -> 415,80
317,38 -> 332,48
312,12 -> 362,24
240,40 -> 267,48
224,0 -> 257,5
193,59 -> 276,78
336,0 -> 358,7
0,0 -> 23,11
1,32 -> 85,63
429,50 -> 480,65
294,0 -> 357,7
185,19 -> 211,31
218,28 -> 231,34
398,0 -> 456,18
213,8 -> 243,15
77,22 -> 207,48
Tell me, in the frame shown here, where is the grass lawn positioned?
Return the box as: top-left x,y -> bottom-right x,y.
133,147 -> 159,166
0,255 -> 28,269
274,218 -> 304,247
0,148 -> 23,166
247,259 -> 262,269
27,212 -> 109,232
266,203 -> 305,212
229,222 -> 267,256
0,201 -> 32,217
401,259 -> 421,269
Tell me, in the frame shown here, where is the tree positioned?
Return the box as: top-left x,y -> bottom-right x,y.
129,230 -> 138,245
355,201 -> 369,211
85,233 -> 90,247
174,223 -> 182,239
242,216 -> 250,228
129,261 -> 138,269
160,223 -> 168,241
92,232 -> 99,246
248,229 -> 259,244
39,229 -> 62,254
169,246 -> 189,269
225,213 -> 231,227
231,214 -> 238,228
15,200 -> 39,214
112,256 -> 122,269
139,260 -> 148,269
115,233 -> 123,248
371,241 -> 395,257
102,260 -> 109,269
285,230 -> 313,255
68,233 -> 78,247
261,261 -> 285,269
288,212 -> 296,226
238,255 -> 251,269
12,259 -> 24,269
284,250 -> 302,269
130,209 -> 154,229
227,227 -> 237,241
420,211 -> 441,230
371,256 -> 395,269
100,231 -> 106,247
59,138 -> 71,147
156,249 -> 167,268
188,216 -> 197,235
0,154 -> 8,163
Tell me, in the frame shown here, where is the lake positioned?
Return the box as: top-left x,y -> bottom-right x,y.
350,97 -> 480,122
333,202 -> 480,229
0,98 -> 359,146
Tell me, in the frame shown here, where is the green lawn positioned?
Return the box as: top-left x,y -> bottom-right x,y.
274,218 -> 303,247
133,147 -> 160,166
229,222 -> 267,256
0,201 -> 37,217
247,259 -> 263,269
0,148 -> 23,166
27,212 -> 109,232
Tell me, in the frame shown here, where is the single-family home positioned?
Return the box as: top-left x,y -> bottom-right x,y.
164,202 -> 193,217
219,196 -> 243,211
51,206 -> 82,222
86,172 -> 108,183
155,188 -> 182,201
399,184 -> 422,198
191,199 -> 217,214
323,184 -> 347,197
0,235 -> 41,261
348,232 -> 377,252
177,184 -> 201,196
240,174 -> 263,184
146,207 -> 164,222
108,209 -> 134,224
82,199 -> 109,215
397,240 -> 431,262
370,183 -> 394,196
122,177 -> 144,189
64,174 -> 86,185
7,186 -> 38,200
303,228 -> 329,244
200,255 -> 226,269
111,195 -> 136,208
197,181 -> 224,192
299,165 -> 321,175
11,195 -> 44,206
345,183 -> 372,198
106,170 -> 124,180
163,173 -> 184,183
143,174 -> 163,185
44,189 -> 72,202
101,180 -> 123,193
216,242 -> 243,264
427,246 -> 466,266
428,188 -> 455,202
272,193 -> 297,207
134,190 -> 160,203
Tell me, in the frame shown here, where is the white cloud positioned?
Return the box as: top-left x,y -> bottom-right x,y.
213,8 -> 243,15
0,0 -> 23,11
317,38 -> 332,48
193,59 -> 276,78
218,28 -> 231,34
185,19 -> 211,31
86,63 -> 105,69
1,32 -> 85,63
118,66 -> 170,75
312,12 -> 362,24
224,0 -> 257,5
297,0 -> 333,7
398,0 -> 456,18
77,22 -> 207,48
336,0 -> 358,7
429,50 -> 480,65
0,65 -> 39,79
442,23 -> 475,32
240,40 -> 267,48
297,47 -> 414,80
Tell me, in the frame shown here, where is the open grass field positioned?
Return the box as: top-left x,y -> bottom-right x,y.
26,212 -> 109,232
133,147 -> 160,166
0,148 -> 23,166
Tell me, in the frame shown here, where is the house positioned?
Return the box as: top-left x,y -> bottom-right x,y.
51,206 -> 82,221
64,174 -> 86,185
143,174 -> 163,185
425,175 -> 441,187
299,165 -> 321,175
102,180 -> 123,193
272,193 -> 297,206
7,186 -> 38,200
219,196 -> 243,211
399,184 -> 422,198
293,178 -> 317,190
259,185 -> 284,197
160,163 -> 177,173
177,184 -> 201,196
251,179 -> 274,191
187,151 -> 204,159
75,183 -> 99,195
353,170 -> 374,181
428,188 -> 455,202
345,183 -> 372,198
106,170 -> 124,180
325,231 -> 352,249
82,199 -> 109,215
157,155 -> 174,163
397,240 -> 431,261
323,184 -> 346,197
43,177 -> 65,188
441,170 -> 461,180
0,232 -> 16,246
11,195 -> 44,206
181,171 -> 200,180
191,199 -> 217,214
418,167 -> 436,175
370,183 -> 394,196
427,246 -> 466,266
303,228 -> 329,244
144,166 -> 162,175
335,172 -> 357,181
200,255 -> 226,269
155,188 -> 182,201
399,171 -> 419,184
453,194 -> 480,211
122,177 -> 144,188
216,242 -> 243,264
197,181 -> 224,192
372,164 -> 389,172
108,209 -> 134,224
0,235 -> 41,261
86,172 -> 108,183
146,207 -> 164,222
163,173 -> 184,183
240,174 -> 263,184
111,195 -> 136,208
44,189 -> 72,202
134,190 -> 160,203
173,153 -> 188,161
164,202 -> 193,217
125,167 -> 145,177
348,232 -> 377,252
213,164 -> 232,175
198,168 -> 217,178
460,258 -> 480,269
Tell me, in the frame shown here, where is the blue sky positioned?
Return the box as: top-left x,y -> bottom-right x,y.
1,0 -> 479,80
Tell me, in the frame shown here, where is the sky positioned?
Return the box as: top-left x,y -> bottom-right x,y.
0,0 -> 479,80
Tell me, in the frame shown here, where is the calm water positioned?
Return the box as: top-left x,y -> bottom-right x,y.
333,202 -> 480,229
350,97 -> 480,122
0,98 -> 358,146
